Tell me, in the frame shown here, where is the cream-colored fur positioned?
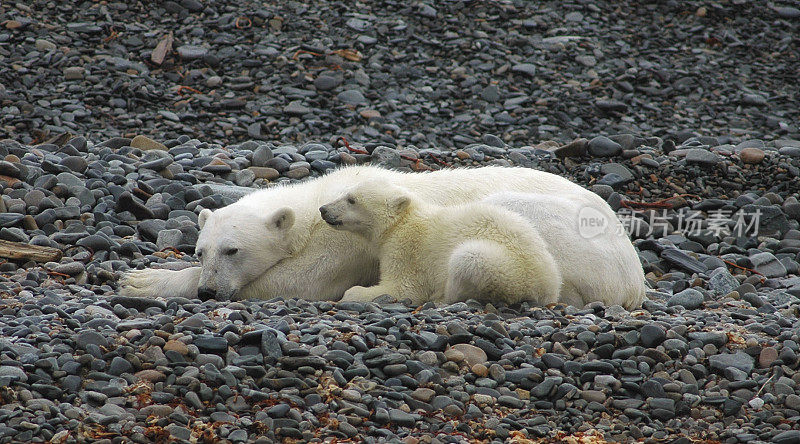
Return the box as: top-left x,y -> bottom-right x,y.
119,165 -> 637,305
320,182 -> 562,306
483,192 -> 646,309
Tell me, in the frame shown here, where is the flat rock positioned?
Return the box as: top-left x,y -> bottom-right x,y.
685,149 -> 720,166
511,63 -> 537,77
750,252 -> 787,278
130,135 -> 167,151
337,90 -> 367,104
708,352 -> 754,375
661,249 -> 708,274
76,331 -> 108,349
553,138 -> 588,158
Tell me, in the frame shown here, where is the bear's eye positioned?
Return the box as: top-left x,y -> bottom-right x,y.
347,196 -> 356,205
224,248 -> 239,256
196,250 -> 203,259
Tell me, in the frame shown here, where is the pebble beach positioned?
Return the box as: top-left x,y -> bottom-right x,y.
0,0 -> 799,443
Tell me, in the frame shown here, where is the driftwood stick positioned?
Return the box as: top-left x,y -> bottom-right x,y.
0,239 -> 62,262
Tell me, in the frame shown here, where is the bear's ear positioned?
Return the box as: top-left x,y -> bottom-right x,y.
198,209 -> 213,229
269,208 -> 295,230
392,195 -> 410,212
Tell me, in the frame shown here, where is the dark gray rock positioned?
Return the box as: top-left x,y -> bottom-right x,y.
511,63 -> 537,77
337,90 -> 367,104
750,252 -> 787,278
709,352 -> 754,375
667,288 -> 704,310
661,249 -> 708,274
76,331 -> 108,349
685,149 -> 720,166
708,267 -> 739,295
640,325 -> 666,347
108,356 -> 133,375
588,136 -> 622,157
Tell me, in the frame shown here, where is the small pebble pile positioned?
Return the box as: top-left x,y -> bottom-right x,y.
0,0 -> 799,443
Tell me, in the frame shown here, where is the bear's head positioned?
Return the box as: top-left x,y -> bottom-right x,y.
319,180 -> 411,239
194,205 -> 296,301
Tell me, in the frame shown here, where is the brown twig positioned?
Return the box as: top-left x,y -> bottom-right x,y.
235,16 -> 252,29
423,153 -> 451,167
337,136 -> 368,154
720,258 -> 766,280
175,85 -> 201,95
292,49 -> 324,60
47,271 -> 70,279
621,194 -> 700,209
103,27 -> 119,43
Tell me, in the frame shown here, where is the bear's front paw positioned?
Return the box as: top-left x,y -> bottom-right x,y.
118,269 -> 148,290
341,286 -> 374,302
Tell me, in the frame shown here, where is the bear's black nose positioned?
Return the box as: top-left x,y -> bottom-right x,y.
319,205 -> 335,224
197,287 -> 216,301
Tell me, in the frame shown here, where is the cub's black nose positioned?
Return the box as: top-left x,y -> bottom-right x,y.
320,205 -> 338,224
197,287 -> 216,301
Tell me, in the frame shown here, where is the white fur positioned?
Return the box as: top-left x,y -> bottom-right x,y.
121,265 -> 202,299
483,192 -> 646,309
119,165 -> 636,305
322,182 -> 562,306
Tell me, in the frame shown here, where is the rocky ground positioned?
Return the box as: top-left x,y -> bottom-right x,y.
0,0 -> 800,443
2,0 -> 799,148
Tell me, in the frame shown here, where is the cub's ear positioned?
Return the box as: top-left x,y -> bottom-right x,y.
269,208 -> 295,230
392,195 -> 410,212
198,209 -> 213,229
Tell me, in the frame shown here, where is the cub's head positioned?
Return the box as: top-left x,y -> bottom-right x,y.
318,180 -> 411,239
194,205 -> 295,301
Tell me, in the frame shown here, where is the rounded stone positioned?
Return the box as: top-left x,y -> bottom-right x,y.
588,136 -> 622,157
337,90 -> 367,104
739,147 -> 765,164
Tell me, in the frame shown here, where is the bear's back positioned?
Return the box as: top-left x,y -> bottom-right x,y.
420,201 -> 540,249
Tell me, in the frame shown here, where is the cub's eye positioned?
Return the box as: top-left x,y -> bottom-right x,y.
347,196 -> 356,205
224,248 -> 239,256
196,250 -> 203,259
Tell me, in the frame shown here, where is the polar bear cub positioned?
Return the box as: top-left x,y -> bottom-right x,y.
319,180 -> 562,306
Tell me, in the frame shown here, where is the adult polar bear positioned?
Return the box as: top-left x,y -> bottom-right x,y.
120,165 -> 643,306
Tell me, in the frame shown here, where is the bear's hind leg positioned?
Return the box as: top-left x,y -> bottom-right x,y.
558,281 -> 585,308
445,239 -> 561,306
